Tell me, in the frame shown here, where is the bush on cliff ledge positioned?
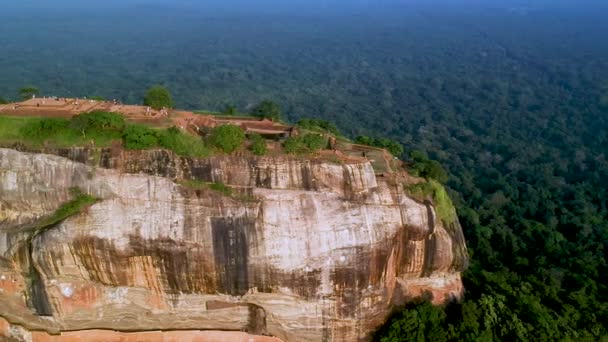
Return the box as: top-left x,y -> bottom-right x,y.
249,133 -> 268,156
208,124 -> 245,153
282,133 -> 328,154
405,179 -> 457,226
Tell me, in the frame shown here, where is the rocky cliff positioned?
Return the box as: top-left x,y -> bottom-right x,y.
0,147 -> 467,342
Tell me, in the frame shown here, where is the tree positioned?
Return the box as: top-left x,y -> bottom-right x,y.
355,135 -> 373,146
143,85 -> 173,110
209,124 -> 245,153
19,87 -> 39,100
251,100 -> 281,121
0,97 -> 8,104
122,125 -> 158,149
69,111 -> 125,137
409,150 -> 449,183
374,301 -> 448,342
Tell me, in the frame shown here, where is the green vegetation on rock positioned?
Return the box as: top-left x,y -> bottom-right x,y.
249,133 -> 267,156
208,124 -> 245,153
36,188 -> 99,230
283,133 -> 327,154
355,135 -> 404,157
157,126 -> 211,157
122,124 -> 159,149
0,113 -> 210,157
405,180 -> 457,226
179,179 -> 257,202
297,118 -> 341,136
70,111 -> 125,137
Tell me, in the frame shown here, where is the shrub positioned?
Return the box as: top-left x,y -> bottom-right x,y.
37,188 -> 99,230
209,124 -> 245,153
20,118 -> 70,141
208,182 -> 233,196
144,85 -> 173,110
302,133 -> 327,150
405,180 -> 457,225
297,118 -> 340,135
283,133 -> 327,154
0,96 -> 8,104
157,126 -> 210,157
355,135 -> 404,157
249,133 -> 268,156
283,136 -> 306,154
123,125 -> 158,149
19,86 -> 39,100
222,105 -> 238,115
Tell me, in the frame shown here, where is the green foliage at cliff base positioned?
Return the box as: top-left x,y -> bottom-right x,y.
405,179 -> 457,226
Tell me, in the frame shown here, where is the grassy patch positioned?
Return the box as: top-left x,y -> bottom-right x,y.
36,188 -> 99,230
0,115 -> 121,148
0,113 -> 211,157
158,127 -> 211,157
208,182 -> 233,196
283,133 -> 328,155
0,116 -> 36,144
405,179 -> 457,226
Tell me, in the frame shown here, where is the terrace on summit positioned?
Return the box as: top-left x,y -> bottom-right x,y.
0,97 -> 297,139
0,97 -> 402,173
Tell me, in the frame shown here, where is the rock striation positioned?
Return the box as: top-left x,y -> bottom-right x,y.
0,147 -> 467,341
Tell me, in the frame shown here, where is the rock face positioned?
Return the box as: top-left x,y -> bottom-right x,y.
0,147 -> 467,342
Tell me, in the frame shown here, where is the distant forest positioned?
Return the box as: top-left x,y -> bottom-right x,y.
1,3 -> 607,340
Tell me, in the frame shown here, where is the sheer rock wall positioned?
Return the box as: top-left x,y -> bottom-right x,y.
0,148 -> 467,341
